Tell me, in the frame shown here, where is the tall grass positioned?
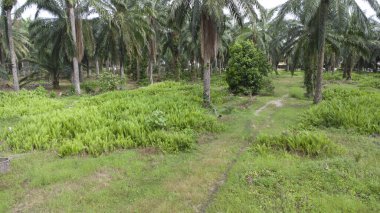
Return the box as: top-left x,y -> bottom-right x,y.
1,82 -> 223,156
254,131 -> 340,157
301,87 -> 380,134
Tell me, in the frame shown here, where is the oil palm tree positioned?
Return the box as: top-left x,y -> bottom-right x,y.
92,0 -> 150,80
18,0 -> 82,94
2,0 -> 20,91
29,15 -> 72,88
173,0 -> 263,107
277,0 -> 380,103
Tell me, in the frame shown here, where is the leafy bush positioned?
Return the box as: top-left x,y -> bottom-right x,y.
226,40 -> 272,95
146,110 -> 167,130
254,131 -> 340,157
80,73 -> 128,95
301,88 -> 380,134
81,81 -> 100,94
99,72 -> 125,92
2,82 -> 222,156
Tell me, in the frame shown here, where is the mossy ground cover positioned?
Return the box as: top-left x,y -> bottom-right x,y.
1,71 -> 379,212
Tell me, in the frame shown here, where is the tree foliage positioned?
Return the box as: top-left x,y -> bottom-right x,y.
226,40 -> 271,95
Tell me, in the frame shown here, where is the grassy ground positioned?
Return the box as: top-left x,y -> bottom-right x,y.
1,71 -> 379,212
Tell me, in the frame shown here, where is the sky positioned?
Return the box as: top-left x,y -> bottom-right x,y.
15,0 -> 379,19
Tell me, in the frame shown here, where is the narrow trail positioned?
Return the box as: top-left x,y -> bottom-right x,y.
255,94 -> 288,116
199,140 -> 250,213
199,95 -> 288,212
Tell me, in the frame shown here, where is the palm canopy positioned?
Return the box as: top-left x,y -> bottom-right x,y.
274,0 -> 380,102
172,0 -> 263,61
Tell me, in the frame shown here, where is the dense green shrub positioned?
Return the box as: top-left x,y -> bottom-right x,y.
226,40 -> 272,95
146,110 -> 167,130
79,73 -> 128,95
99,72 -> 125,91
81,81 -> 100,94
254,131 -> 340,157
2,82 -> 222,156
301,88 -> 380,134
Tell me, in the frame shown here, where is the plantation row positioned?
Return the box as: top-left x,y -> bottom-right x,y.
1,78 -> 379,157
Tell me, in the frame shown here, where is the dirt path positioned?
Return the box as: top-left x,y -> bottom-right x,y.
255,94 -> 288,116
199,145 -> 249,213
199,96 -> 287,212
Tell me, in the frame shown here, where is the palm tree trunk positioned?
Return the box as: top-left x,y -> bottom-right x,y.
347,65 -> 353,80
67,1 -> 81,95
148,60 -> 154,84
53,71 -> 60,89
343,61 -> 348,79
95,58 -> 100,77
331,53 -> 336,73
274,61 -> 280,75
120,61 -> 125,78
6,8 -> 20,91
314,0 -> 329,104
203,60 -> 211,107
79,63 -> 83,82
136,58 -> 141,82
375,58 -> 378,73
174,54 -> 180,81
191,59 -> 197,81
347,57 -> 355,80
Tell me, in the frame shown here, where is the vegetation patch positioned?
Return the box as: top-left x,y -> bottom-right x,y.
289,86 -> 307,100
301,87 -> 380,134
226,40 -> 272,95
254,131 -> 340,157
0,87 -> 64,120
358,76 -> 380,89
81,72 -> 126,95
1,82 -> 222,156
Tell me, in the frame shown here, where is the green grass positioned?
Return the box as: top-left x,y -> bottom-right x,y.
208,76 -> 380,211
0,76 -> 253,212
1,71 -> 379,212
207,72 -> 380,212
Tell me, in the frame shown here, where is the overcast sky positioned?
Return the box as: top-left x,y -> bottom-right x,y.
15,0 -> 379,19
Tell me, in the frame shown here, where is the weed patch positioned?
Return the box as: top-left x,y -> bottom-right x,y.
359,77 -> 380,89
301,88 -> 380,134
2,82 -> 223,156
0,88 -> 64,120
254,131 -> 341,157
